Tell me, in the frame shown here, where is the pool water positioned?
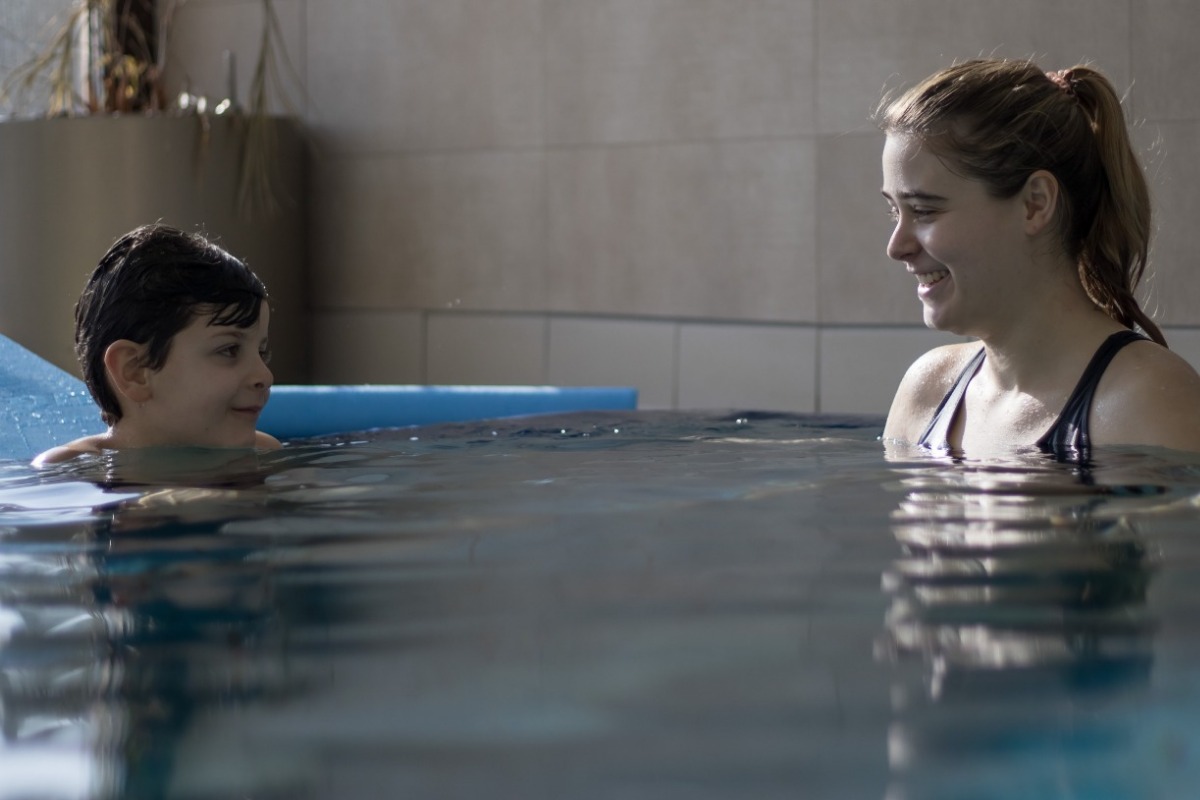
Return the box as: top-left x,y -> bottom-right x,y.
3,411 -> 1200,799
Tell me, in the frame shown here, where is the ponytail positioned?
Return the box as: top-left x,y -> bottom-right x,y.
1065,68 -> 1165,346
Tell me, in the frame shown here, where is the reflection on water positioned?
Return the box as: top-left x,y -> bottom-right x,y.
875,453 -> 1199,800
3,415 -> 1200,798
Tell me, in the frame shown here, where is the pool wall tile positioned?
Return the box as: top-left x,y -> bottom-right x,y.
312,311 -> 425,384
543,0 -> 816,145
818,327 -> 966,415
310,152 -> 547,312
546,140 -> 817,321
1131,0 -> 1200,121
816,133 -> 912,325
815,0 -> 1132,135
305,0 -> 545,154
426,313 -> 548,385
1164,328 -> 1200,374
547,318 -> 676,409
153,1 -> 1200,410
1136,121 -> 1200,326
677,324 -> 817,412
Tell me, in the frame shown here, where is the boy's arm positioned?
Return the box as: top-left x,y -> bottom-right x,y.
32,435 -> 106,467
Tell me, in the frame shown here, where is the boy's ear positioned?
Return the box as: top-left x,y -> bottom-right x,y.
103,340 -> 153,405
1022,170 -> 1060,236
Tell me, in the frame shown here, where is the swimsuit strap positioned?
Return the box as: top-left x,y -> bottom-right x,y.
1036,329 -> 1148,457
916,347 -> 986,452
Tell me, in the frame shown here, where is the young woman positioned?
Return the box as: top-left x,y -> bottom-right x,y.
878,58 -> 1200,458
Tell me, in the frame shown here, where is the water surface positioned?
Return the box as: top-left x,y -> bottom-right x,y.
3,411 -> 1200,799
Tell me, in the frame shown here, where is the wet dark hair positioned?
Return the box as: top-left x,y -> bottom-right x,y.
877,58 -> 1164,346
75,224 -> 268,425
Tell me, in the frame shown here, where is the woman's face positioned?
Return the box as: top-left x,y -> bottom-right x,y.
881,134 -> 1032,337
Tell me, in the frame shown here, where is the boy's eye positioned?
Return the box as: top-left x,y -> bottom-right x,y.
218,344 -> 240,358
259,347 -> 273,365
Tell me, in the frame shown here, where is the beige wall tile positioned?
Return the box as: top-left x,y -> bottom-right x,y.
427,313 -> 548,385
819,327 -> 964,415
312,311 -> 424,384
678,324 -> 816,411
306,0 -> 543,153
547,140 -> 817,321
817,0 -> 1133,135
311,152 -> 546,312
547,317 -> 676,408
1138,122 -> 1200,325
817,133 -> 916,325
544,0 -> 815,144
164,0 -> 306,116
1132,0 -> 1200,121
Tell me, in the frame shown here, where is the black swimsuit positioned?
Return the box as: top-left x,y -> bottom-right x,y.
916,330 -> 1147,458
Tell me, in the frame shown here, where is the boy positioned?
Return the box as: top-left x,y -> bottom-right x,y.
33,224 -> 281,466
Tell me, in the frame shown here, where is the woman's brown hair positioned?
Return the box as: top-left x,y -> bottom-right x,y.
877,58 -> 1163,346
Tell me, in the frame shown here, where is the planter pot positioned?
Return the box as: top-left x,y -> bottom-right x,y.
0,114 -> 309,382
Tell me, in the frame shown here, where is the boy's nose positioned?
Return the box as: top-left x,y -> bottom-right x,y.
252,355 -> 274,390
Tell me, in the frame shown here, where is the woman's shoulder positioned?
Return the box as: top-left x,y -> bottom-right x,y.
1094,338 -> 1200,451
883,341 -> 981,442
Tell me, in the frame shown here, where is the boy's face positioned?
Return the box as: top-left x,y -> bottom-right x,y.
135,302 -> 273,449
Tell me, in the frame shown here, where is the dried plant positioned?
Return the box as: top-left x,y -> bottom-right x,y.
237,0 -> 304,217
1,0 -> 163,116
2,0 -> 303,219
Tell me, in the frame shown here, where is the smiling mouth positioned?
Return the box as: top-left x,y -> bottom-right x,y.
914,269 -> 949,287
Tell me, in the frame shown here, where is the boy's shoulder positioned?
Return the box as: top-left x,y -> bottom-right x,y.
31,433 -> 110,467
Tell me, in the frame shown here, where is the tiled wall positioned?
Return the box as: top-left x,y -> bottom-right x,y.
165,0 -> 1200,414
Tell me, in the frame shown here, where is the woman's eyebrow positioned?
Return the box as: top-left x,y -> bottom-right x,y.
881,189 -> 949,202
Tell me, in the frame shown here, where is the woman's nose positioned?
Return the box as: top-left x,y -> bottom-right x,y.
886,218 -> 918,262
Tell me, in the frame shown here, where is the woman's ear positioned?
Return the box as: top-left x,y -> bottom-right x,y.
103,340 -> 153,406
1022,170 -> 1060,236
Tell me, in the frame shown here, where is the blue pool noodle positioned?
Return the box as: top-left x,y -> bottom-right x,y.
0,334 -> 637,461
